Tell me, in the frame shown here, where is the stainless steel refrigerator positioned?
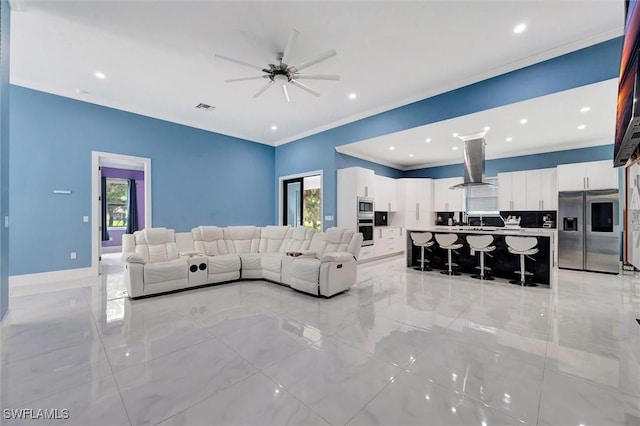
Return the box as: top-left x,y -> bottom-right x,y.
558,189 -> 619,273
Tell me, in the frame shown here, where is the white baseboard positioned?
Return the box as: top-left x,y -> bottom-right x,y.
9,267 -> 96,287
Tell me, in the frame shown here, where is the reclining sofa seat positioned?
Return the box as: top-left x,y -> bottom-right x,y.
260,226 -> 316,282
191,226 -> 241,283
285,227 -> 363,297
122,227 -> 189,298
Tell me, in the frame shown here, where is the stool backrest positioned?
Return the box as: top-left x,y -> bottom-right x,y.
435,233 -> 458,248
505,236 -> 538,252
466,234 -> 494,250
411,232 -> 432,246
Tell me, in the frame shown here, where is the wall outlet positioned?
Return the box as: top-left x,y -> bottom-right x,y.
70,252 -> 77,259
83,216 -> 89,223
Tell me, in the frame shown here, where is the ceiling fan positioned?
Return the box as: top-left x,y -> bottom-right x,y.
216,29 -> 340,102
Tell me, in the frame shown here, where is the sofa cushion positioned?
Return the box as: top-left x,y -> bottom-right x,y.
259,226 -> 290,253
261,253 -> 283,273
323,227 -> 354,256
208,254 -> 241,274
280,227 -> 317,254
192,226 -> 229,256
290,257 -> 321,285
239,253 -> 262,271
224,226 -> 260,254
144,258 -> 187,284
133,228 -> 179,263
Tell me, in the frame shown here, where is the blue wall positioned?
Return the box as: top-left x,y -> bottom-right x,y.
10,86 -> 275,276
405,145 -> 613,178
275,38 -> 623,229
1,0 -> 10,320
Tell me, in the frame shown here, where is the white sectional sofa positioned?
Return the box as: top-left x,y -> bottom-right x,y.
122,225 -> 363,299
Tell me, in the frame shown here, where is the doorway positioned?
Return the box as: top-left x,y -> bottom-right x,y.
92,152 -> 152,275
280,171 -> 322,230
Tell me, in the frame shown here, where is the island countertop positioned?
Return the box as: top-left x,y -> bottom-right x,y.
409,226 -> 557,237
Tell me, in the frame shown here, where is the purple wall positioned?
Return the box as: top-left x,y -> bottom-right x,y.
101,167 -> 144,247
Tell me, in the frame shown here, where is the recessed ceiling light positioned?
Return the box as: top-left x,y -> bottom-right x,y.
271,125 -> 278,131
483,126 -> 490,131
409,154 -> 414,158
580,106 -> 591,113
513,23 -> 527,34
577,124 -> 586,130
348,92 -> 357,100
453,133 -> 458,137
452,146 -> 458,150
75,89 -> 88,95
425,138 -> 431,143
94,72 -> 106,79
389,146 -> 395,150
506,137 -> 513,142
520,118 -> 527,124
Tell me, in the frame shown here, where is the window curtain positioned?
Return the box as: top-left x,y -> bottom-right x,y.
126,179 -> 139,234
101,176 -> 110,241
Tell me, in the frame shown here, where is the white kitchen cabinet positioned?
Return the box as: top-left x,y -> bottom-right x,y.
498,171 -> 527,210
525,168 -> 557,210
433,177 -> 465,212
337,167 -> 376,229
374,226 -> 404,257
374,174 -> 397,212
557,160 -> 618,191
397,178 -> 433,228
358,245 -> 375,261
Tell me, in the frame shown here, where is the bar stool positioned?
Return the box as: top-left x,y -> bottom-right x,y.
466,235 -> 496,280
411,232 -> 434,271
435,233 -> 463,276
505,236 -> 539,287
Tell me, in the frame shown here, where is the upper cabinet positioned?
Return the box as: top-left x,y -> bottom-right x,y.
374,174 -> 397,212
433,177 -> 465,212
557,160 -> 618,191
499,168 -> 557,211
498,171 -> 527,210
397,178 -> 433,228
525,168 -> 558,210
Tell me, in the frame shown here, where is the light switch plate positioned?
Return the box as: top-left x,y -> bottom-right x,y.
324,215 -> 334,221
70,252 -> 77,259
83,216 -> 89,222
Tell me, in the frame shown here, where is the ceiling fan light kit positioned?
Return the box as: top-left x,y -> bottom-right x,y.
217,29 -> 340,103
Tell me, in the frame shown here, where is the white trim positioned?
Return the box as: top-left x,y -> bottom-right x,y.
92,151 -> 152,276
278,170 -> 324,230
9,267 -> 94,286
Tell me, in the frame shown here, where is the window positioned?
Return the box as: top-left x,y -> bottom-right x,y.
466,177 -> 498,212
106,179 -> 128,229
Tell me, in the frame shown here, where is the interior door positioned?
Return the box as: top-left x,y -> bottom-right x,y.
283,178 -> 304,227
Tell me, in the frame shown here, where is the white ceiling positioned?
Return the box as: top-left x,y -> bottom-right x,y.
10,1 -> 623,148
337,78 -> 618,170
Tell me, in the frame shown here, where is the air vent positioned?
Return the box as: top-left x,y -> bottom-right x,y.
195,103 -> 215,111
632,132 -> 640,139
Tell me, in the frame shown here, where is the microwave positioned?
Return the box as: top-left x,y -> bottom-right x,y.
357,197 -> 374,218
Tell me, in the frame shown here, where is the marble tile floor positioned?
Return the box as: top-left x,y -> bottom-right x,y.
1,253 -> 639,425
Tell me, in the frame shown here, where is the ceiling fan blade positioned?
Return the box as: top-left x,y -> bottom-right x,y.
290,49 -> 337,72
253,81 -> 275,98
289,79 -> 320,97
293,73 -> 340,81
281,29 -> 299,64
215,54 -> 264,71
282,84 -> 291,103
224,75 -> 267,83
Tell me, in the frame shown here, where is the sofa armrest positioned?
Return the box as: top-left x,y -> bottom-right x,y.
180,251 -> 204,257
286,250 -> 317,258
320,252 -> 355,263
122,253 -> 146,264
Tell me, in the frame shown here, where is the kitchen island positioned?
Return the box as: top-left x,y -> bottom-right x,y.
406,227 -> 556,288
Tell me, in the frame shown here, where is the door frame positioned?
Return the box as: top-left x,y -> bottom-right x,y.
282,177 -> 304,227
91,151 -> 152,275
278,170 -> 323,230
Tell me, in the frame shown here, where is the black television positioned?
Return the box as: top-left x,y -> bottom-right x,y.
614,0 -> 640,166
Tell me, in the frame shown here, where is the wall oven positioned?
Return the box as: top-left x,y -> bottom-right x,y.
357,197 -> 374,218
358,218 -> 374,246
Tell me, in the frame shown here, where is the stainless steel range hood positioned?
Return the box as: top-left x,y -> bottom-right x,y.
450,137 -> 496,189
